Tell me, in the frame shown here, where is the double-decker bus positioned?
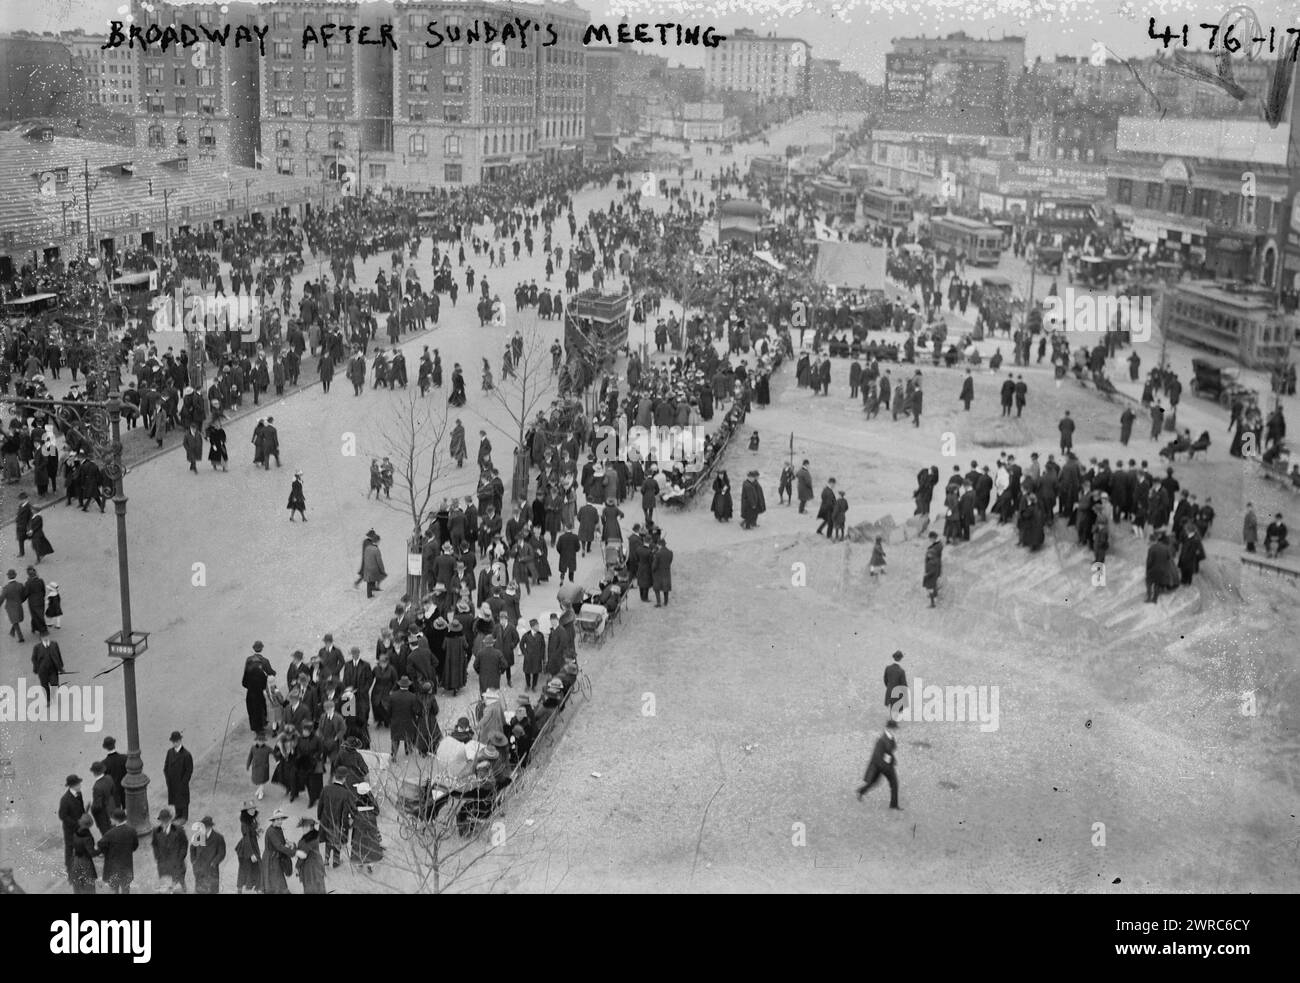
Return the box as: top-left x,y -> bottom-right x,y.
860,187 -> 913,227
930,214 -> 1004,266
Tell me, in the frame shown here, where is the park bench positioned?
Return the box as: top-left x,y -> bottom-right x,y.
1240,553 -> 1299,582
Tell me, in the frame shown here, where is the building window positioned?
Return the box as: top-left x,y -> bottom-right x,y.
1192,189 -> 1211,218
197,69 -> 215,87
198,96 -> 215,116
174,97 -> 186,114
199,125 -> 215,147
274,99 -> 293,117
304,130 -> 316,150
1168,184 -> 1187,214
277,129 -> 292,149
444,103 -> 462,122
326,99 -> 345,119
1144,182 -> 1161,210
444,74 -> 464,93
329,130 -> 345,149
272,70 -> 289,89
273,11 -> 292,29
146,96 -> 165,114
304,98 -> 316,117
447,48 -> 463,66
444,135 -> 461,156
408,73 -> 429,92
409,103 -> 427,122
408,45 -> 425,61
408,13 -> 428,30
174,69 -> 187,86
175,124 -> 187,145
409,134 -> 426,155
368,163 -> 386,181
327,71 -> 345,90
145,67 -> 163,85
303,70 -> 317,89
274,41 -> 293,60
326,43 -> 346,62
147,124 -> 164,148
444,163 -> 462,182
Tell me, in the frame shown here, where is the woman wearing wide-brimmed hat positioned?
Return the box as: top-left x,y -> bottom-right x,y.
235,802 -> 262,893
356,529 -> 386,598
260,809 -> 294,894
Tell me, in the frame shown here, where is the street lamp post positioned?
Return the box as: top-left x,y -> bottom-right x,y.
104,393 -> 152,835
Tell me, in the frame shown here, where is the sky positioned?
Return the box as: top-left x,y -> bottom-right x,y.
5,0 -> 1299,81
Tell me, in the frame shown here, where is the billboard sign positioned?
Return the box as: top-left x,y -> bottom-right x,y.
885,54 -> 929,113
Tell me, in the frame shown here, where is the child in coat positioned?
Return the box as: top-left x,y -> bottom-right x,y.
44,581 -> 62,628
832,492 -> 849,541
247,730 -> 274,800
869,537 -> 887,577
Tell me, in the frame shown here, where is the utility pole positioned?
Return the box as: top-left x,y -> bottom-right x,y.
162,189 -> 173,253
82,158 -> 95,259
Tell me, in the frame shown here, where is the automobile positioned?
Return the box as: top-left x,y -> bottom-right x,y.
1190,356 -> 1257,406
1028,242 -> 1057,268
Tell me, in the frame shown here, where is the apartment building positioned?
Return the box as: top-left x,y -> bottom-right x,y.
61,31 -> 136,108
129,0 -> 261,167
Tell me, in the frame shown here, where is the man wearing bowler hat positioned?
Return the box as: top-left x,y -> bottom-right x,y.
164,730 -> 194,821
190,815 -> 227,894
57,774 -> 85,880
152,806 -> 189,891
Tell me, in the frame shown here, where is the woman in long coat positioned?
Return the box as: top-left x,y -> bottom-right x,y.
358,533 -> 387,592
711,471 -> 733,521
1019,493 -> 1045,551
740,473 -> 766,529
294,822 -> 326,894
351,785 -> 384,869
236,806 -> 262,893
543,484 -> 563,543
371,652 -> 397,728
560,480 -> 577,530
251,419 -> 267,466
922,534 -> 943,606
533,533 -> 552,583
29,513 -> 54,562
70,815 -> 98,894
442,619 -> 467,694
287,472 -> 307,520
449,419 -> 467,466
206,422 -> 228,470
261,815 -> 294,894
449,365 -> 467,407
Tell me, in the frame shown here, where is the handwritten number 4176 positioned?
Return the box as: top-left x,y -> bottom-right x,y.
1149,18 -> 1300,61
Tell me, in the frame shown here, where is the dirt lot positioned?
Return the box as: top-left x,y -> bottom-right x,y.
464,357 -> 1300,893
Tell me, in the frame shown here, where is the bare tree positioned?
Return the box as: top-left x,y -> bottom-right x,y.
483,323 -> 556,501
369,385 -> 453,597
363,675 -> 590,894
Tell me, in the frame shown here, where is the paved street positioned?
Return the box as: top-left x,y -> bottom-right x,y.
0,114 -> 848,890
